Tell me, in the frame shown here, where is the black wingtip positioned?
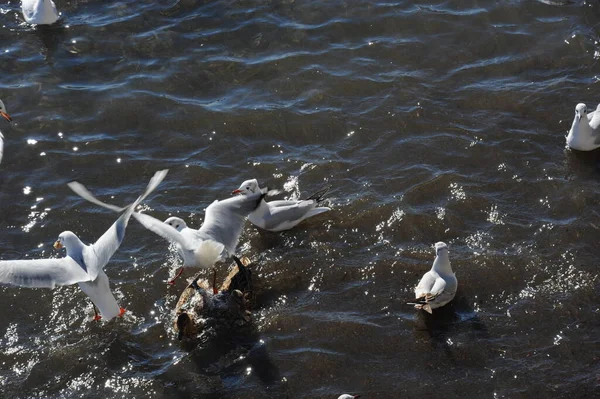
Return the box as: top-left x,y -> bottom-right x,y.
306,185 -> 332,202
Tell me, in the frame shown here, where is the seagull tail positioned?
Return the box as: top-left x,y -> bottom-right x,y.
306,185 -> 332,203
194,240 -> 225,269
406,302 -> 434,314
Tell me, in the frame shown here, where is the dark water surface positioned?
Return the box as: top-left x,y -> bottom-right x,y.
0,0 -> 599,397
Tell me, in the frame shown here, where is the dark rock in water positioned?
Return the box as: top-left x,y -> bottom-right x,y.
174,257 -> 255,341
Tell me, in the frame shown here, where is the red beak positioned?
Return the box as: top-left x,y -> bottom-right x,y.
231,189 -> 242,195
1,111 -> 12,122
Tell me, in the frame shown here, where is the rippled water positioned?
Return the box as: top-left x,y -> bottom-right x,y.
0,0 -> 599,397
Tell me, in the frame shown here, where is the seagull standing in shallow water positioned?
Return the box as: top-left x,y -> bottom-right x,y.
232,179 -> 331,232
21,0 -> 60,25
0,170 -> 167,321
0,99 -> 13,164
408,242 -> 457,314
567,103 -> 600,151
68,183 -> 265,288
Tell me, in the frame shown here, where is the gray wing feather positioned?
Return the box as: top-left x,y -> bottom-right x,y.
81,170 -> 169,279
198,193 -> 262,254
261,201 -> 316,230
132,212 -> 194,251
67,182 -> 125,212
0,258 -> 90,289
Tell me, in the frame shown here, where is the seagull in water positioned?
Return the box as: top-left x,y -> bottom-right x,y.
407,242 -> 457,314
0,99 -> 13,164
567,103 -> 600,151
232,179 -> 331,232
0,170 -> 167,321
21,0 -> 60,25
68,182 -> 265,288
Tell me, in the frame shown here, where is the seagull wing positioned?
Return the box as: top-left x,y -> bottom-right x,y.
132,212 -> 194,251
0,257 -> 90,289
259,200 -> 319,231
81,169 -> 169,279
198,193 -> 263,254
414,271 -> 438,299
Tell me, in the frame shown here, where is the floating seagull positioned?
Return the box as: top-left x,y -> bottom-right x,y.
68,182 -> 265,287
0,99 -> 13,165
0,170 -> 167,321
407,242 -> 457,314
232,179 -> 331,232
567,103 -> 600,151
338,395 -> 361,399
21,0 -> 60,25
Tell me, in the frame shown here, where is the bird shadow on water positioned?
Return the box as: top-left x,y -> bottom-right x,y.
412,291 -> 490,367
563,148 -> 600,177
31,23 -> 67,62
160,327 -> 287,398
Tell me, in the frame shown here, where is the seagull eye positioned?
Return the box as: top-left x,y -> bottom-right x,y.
246,186 -> 250,190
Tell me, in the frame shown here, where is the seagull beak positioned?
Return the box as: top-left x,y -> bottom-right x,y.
53,240 -> 63,249
0,111 -> 12,122
231,189 -> 242,195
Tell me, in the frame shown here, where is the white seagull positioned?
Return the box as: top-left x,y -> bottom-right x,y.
0,99 -> 13,164
21,0 -> 60,25
408,242 -> 457,314
338,395 -> 361,399
67,183 -> 265,287
232,179 -> 331,232
0,170 -> 167,321
567,103 -> 600,151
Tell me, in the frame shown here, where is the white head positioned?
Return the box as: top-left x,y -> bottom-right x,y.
432,241 -> 452,274
53,231 -> 83,252
435,241 -> 448,256
338,395 -> 360,399
574,103 -> 587,122
0,100 -> 12,122
164,216 -> 187,232
232,179 -> 260,195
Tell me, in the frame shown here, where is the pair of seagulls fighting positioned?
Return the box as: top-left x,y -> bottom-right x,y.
0,172 -> 331,321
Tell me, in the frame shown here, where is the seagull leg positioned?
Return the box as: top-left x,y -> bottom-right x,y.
119,308 -> 126,317
212,267 -> 218,295
168,267 -> 184,285
93,304 -> 102,321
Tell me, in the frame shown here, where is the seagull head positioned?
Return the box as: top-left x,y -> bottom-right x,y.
54,231 -> 81,250
0,100 -> 12,122
575,103 -> 587,121
232,179 -> 260,195
164,216 -> 187,232
434,241 -> 448,256
338,395 -> 361,399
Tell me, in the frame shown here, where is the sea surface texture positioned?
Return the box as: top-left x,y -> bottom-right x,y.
0,0 -> 599,398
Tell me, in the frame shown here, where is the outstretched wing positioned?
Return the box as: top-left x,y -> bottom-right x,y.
0,257 -> 90,289
79,170 -> 169,279
199,193 -> 263,254
132,212 -> 195,251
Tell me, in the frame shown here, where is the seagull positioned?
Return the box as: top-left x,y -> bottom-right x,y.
0,170 -> 167,321
232,179 -> 331,232
21,0 -> 60,25
567,103 -> 600,151
407,242 -> 457,314
67,182 -> 265,287
338,395 -> 361,399
0,99 -> 13,165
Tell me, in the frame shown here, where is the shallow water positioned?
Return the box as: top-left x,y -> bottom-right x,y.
0,0 -> 599,397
